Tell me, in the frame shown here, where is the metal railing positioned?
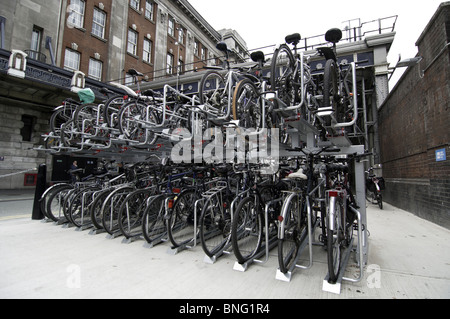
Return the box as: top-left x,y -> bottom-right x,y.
300,15 -> 398,51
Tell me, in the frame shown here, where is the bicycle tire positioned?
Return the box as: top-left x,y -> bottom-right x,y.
232,79 -> 262,129
101,186 -> 134,235
69,187 -> 99,228
378,194 -> 383,210
278,193 -> 303,274
103,95 -> 126,128
167,189 -> 199,248
45,184 -> 74,222
90,189 -> 111,229
322,59 -> 338,127
270,44 -> 296,111
49,104 -> 78,134
118,101 -> 159,145
199,195 -> 231,258
141,194 -> 167,244
119,188 -> 154,239
327,195 -> 343,283
231,196 -> 263,264
199,70 -> 227,117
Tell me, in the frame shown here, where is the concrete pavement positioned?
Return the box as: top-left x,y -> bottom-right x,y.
0,190 -> 449,299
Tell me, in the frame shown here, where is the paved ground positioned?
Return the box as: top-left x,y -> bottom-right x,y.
0,189 -> 449,299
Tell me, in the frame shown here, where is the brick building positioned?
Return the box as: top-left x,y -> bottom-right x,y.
378,2 -> 450,229
0,0 -> 248,189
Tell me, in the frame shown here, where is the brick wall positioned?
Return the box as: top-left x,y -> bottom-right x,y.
378,3 -> 450,229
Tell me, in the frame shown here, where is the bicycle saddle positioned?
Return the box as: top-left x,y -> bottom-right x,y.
250,51 -> 265,63
325,28 -> 342,44
285,33 -> 301,45
127,68 -> 144,77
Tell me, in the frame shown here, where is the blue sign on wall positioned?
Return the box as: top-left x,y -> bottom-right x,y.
436,148 -> 447,162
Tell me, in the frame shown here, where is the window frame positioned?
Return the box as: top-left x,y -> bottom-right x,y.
166,52 -> 174,75
64,48 -> 81,72
68,0 -> 86,29
92,7 -> 106,39
145,0 -> 154,21
127,29 -> 138,56
168,16 -> 175,37
88,58 -> 103,81
130,0 -> 140,11
143,38 -> 152,63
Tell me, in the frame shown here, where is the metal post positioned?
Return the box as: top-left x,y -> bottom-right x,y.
32,164 -> 47,220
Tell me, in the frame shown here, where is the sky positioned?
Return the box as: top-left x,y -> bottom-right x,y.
188,0 -> 445,89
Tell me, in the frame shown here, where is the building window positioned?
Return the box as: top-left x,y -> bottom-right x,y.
166,53 -> 174,74
21,115 -> 36,142
201,47 -> 206,61
178,58 -> 184,75
29,26 -> 42,60
88,58 -> 102,81
143,38 -> 152,63
125,74 -> 134,86
64,48 -> 80,71
130,0 -> 139,11
68,0 -> 85,29
92,8 -> 106,39
168,16 -> 175,37
145,0 -> 154,21
194,40 -> 199,56
127,29 -> 138,56
0,16 -> 5,49
178,26 -> 184,45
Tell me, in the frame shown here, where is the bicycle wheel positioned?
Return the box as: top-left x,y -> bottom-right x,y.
118,101 -> 159,144
199,70 -> 227,117
200,195 -> 231,258
101,186 -> 134,235
90,189 -> 111,229
45,184 -> 74,222
232,79 -> 262,129
103,95 -> 126,128
119,188 -> 154,239
141,195 -> 167,244
167,189 -> 199,248
71,187 -> 101,228
231,196 -> 263,264
278,193 -> 304,274
377,194 -> 383,210
327,195 -> 344,283
270,44 -> 296,110
322,59 -> 338,127
49,104 -> 78,134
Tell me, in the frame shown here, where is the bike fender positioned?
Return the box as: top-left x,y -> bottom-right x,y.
278,193 -> 297,240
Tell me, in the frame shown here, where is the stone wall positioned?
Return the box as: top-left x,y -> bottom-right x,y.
0,102 -> 52,189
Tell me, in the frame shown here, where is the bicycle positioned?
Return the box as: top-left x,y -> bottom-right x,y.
231,51 -> 268,130
231,163 -> 287,265
142,163 -> 198,246
318,28 -> 357,128
277,149 -> 326,274
324,159 -> 359,284
198,42 -> 258,124
366,167 -> 384,209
